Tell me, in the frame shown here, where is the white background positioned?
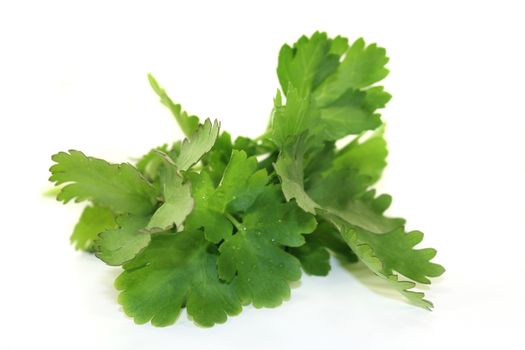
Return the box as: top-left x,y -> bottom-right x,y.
1,1 -> 524,349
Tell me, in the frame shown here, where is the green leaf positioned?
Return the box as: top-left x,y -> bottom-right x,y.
311,220 -> 358,264
317,89 -> 382,140
303,142 -> 336,178
49,150 -> 157,215
305,127 -> 388,209
202,132 -> 233,185
288,235 -> 330,276
315,38 -> 389,104
364,86 -> 392,110
334,125 -> 388,185
352,227 -> 444,284
135,144 -> 178,182
323,191 -> 444,309
71,206 -> 117,251
232,136 -> 259,156
327,190 -> 404,234
186,150 -> 268,243
145,155 -> 194,232
148,74 -> 199,137
185,171 -> 233,243
142,119 -> 222,233
336,223 -> 441,309
218,186 -> 316,307
277,32 -> 345,96
116,230 -> 242,327
269,34 -> 392,214
95,215 -> 151,266
275,34 -> 390,144
274,134 -> 319,214
307,168 -> 369,209
289,220 -> 358,275
269,88 -> 318,148
211,150 -> 268,213
175,119 -> 220,171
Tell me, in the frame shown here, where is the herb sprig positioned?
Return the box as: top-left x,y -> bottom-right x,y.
49,32 -> 444,327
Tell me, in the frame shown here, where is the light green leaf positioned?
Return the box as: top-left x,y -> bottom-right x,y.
135,144 -> 174,182
148,74 -> 199,137
323,190 -> 444,309
49,150 -> 157,215
274,135 -> 319,214
269,88 -> 318,148
336,223 -> 440,310
95,215 -> 151,266
277,32 -> 344,96
353,226 -> 444,284
175,119 -> 220,171
317,89 -> 382,140
71,206 -> 117,251
315,38 -> 389,104
145,155 -> 194,232
364,86 -> 392,110
326,190 -> 404,234
116,231 -> 242,327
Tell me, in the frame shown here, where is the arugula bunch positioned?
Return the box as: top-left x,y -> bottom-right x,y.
49,32 -> 444,327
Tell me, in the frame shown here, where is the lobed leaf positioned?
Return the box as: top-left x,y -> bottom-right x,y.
49,150 -> 157,215
116,231 -> 242,327
145,155 -> 194,232
175,118 -> 220,171
185,150 -> 268,243
95,215 -> 151,266
322,191 -> 445,309
274,134 -> 319,214
218,186 -> 317,307
314,37 -> 389,105
277,32 -> 346,97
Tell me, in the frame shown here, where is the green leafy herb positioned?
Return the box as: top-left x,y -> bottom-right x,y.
49,32 -> 444,327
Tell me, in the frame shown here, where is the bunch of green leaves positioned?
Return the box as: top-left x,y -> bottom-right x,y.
49,32 -> 444,327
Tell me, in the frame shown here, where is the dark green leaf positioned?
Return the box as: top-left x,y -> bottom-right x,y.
218,186 -> 316,307
116,231 -> 242,327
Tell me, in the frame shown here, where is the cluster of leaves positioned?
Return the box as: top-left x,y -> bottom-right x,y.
49,32 -> 444,327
